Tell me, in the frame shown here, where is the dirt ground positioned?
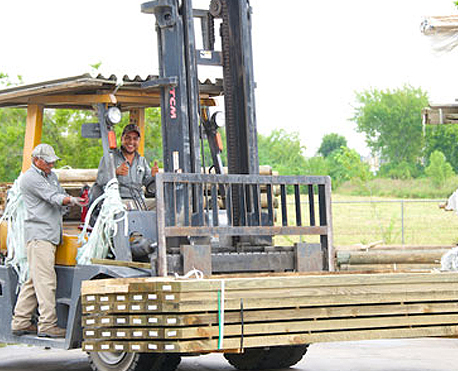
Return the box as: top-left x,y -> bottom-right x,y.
0,338 -> 456,371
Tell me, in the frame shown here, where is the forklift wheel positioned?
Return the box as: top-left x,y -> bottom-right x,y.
224,345 -> 308,370
88,351 -> 181,371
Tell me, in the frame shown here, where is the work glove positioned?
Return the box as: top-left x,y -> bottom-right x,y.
70,196 -> 88,207
151,160 -> 159,176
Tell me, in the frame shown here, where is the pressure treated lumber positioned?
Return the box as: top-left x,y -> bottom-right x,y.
82,301 -> 458,328
339,263 -> 441,272
54,168 -> 98,182
83,313 -> 458,341
336,249 -> 448,265
83,325 -> 458,353
81,271 -> 458,354
81,271 -> 458,295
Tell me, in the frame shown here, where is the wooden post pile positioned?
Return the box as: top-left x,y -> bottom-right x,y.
336,245 -> 455,272
81,272 -> 458,353
0,183 -> 12,213
53,168 -> 98,190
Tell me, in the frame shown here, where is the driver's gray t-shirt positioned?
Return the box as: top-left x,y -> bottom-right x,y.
96,148 -> 154,199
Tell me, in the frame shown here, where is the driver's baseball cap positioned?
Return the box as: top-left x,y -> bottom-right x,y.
31,143 -> 61,163
122,124 -> 141,137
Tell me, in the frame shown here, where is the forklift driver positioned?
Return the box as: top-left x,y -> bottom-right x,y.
93,123 -> 159,211
11,144 -> 85,338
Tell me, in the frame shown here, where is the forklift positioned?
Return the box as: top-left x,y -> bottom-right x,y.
0,1 -> 333,370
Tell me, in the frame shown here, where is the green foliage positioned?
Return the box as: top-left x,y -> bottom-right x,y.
140,107 -> 163,166
425,150 -> 455,187
0,73 -> 26,181
304,156 -> 329,176
42,109 -> 102,169
0,72 -> 23,88
424,124 -> 458,173
90,62 -> 102,72
338,175 -> 458,199
0,107 -> 27,181
258,129 -> 307,175
303,147 -> 370,190
377,161 -> 424,180
379,216 -> 399,245
325,147 -> 371,189
352,85 -> 428,167
318,133 -> 347,158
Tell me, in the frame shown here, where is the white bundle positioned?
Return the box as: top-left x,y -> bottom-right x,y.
441,246 -> 458,271
444,189 -> 458,215
0,174 -> 28,285
421,16 -> 458,53
77,178 -> 128,265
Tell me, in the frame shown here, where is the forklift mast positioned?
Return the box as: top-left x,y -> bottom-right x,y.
141,0 -> 259,176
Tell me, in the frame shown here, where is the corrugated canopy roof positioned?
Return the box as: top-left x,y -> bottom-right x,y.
0,73 -> 222,110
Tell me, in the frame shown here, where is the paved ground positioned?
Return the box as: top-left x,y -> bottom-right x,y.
0,338 -> 456,371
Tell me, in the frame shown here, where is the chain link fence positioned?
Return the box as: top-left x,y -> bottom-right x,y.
332,199 -> 458,246
282,198 -> 458,247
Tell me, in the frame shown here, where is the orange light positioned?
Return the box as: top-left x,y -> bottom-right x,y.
108,130 -> 117,149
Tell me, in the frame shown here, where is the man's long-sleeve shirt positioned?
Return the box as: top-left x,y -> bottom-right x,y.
20,164 -> 68,245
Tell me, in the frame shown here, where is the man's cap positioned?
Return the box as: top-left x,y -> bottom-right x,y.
122,124 -> 141,137
31,143 -> 61,163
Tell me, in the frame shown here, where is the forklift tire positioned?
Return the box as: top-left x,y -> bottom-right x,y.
223,345 -> 308,370
259,344 -> 309,369
88,351 -> 181,371
224,348 -> 268,370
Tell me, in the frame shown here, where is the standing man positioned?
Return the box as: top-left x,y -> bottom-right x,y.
95,123 -> 159,209
11,144 -> 84,338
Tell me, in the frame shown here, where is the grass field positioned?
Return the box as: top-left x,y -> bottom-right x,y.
331,194 -> 458,246
275,194 -> 458,247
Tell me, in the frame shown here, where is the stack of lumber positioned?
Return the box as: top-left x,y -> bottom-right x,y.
81,272 -> 458,353
336,245 -> 454,272
54,168 -> 98,189
53,165 -> 277,190
421,15 -> 458,53
0,183 -> 12,213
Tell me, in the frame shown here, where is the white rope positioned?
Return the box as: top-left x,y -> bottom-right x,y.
77,178 -> 128,265
174,268 -> 204,280
0,174 -> 28,285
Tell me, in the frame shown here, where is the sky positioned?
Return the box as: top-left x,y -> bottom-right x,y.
1,0 -> 458,157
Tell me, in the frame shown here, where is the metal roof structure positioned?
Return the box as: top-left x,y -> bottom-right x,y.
0,74 -> 222,110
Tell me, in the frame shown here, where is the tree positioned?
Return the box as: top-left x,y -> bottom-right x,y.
257,129 -> 307,175
352,85 -> 428,168
327,147 -> 371,188
425,124 -> 458,173
0,107 -> 27,181
425,150 -> 455,187
0,72 -> 26,181
318,133 -> 347,158
304,156 -> 329,176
